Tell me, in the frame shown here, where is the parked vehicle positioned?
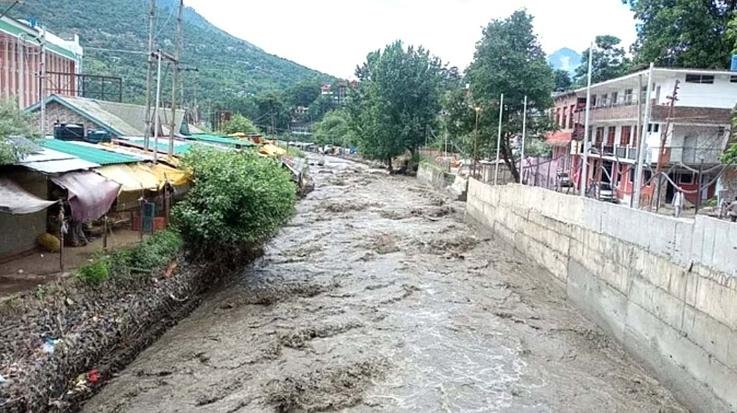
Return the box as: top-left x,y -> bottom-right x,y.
595,182 -> 618,203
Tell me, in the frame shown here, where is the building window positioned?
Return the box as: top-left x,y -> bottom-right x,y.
591,95 -> 597,107
562,111 -> 567,129
555,108 -> 561,127
621,125 -> 631,146
601,94 -> 608,107
731,75 -> 737,83
606,127 -> 616,145
647,123 -> 660,133
624,89 -> 633,104
611,92 -> 619,105
568,105 -> 575,129
685,74 -> 715,84
679,173 -> 694,184
595,127 -> 604,144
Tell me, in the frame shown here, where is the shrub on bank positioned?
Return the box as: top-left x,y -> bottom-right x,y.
76,230 -> 183,285
172,147 -> 296,256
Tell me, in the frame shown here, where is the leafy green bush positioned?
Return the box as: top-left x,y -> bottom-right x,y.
130,230 -> 184,270
0,98 -> 39,165
77,260 -> 110,285
77,230 -> 183,285
172,147 -> 296,255
221,114 -> 259,135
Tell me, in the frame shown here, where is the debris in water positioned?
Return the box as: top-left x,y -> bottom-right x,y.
265,358 -> 388,412
42,337 -> 59,353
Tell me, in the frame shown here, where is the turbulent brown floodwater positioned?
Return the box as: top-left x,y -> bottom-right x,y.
83,156 -> 685,412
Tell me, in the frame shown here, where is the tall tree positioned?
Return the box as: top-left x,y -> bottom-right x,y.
553,69 -> 573,92
287,78 -> 322,108
254,92 -> 291,134
349,41 -> 446,170
314,109 -> 355,146
220,114 -> 259,135
574,35 -> 630,86
624,0 -> 736,68
465,10 -> 554,181
0,99 -> 39,165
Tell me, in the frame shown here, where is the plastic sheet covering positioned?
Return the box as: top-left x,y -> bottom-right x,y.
95,164 -> 160,211
0,178 -> 56,214
96,164 -> 160,192
50,172 -> 121,222
259,143 -> 287,157
141,163 -> 191,188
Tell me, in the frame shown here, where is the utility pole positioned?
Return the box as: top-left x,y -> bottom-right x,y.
168,0 -> 184,158
520,95 -> 528,184
633,63 -> 655,209
654,79 -> 680,211
494,93 -> 504,185
473,105 -> 480,178
580,40 -> 594,197
153,50 -> 163,164
144,0 -> 156,152
631,73 -> 643,208
40,29 -> 47,135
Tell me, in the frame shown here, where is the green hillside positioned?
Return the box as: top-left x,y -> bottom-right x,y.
11,0 -> 334,104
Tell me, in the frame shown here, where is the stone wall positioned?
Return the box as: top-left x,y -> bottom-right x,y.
465,179 -> 737,412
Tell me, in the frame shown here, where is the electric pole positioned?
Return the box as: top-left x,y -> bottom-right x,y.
144,0 -> 156,152
580,40 -> 594,197
633,63 -> 655,209
653,79 -> 680,211
494,94 -> 504,185
520,95 -> 528,184
168,0 -> 184,158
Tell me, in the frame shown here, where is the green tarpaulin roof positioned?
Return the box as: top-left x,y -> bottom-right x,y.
41,139 -> 142,165
186,134 -> 255,148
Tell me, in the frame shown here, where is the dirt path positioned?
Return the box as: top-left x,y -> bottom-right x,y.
83,157 -> 684,412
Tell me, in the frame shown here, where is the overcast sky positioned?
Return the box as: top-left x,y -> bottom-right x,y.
185,0 -> 637,79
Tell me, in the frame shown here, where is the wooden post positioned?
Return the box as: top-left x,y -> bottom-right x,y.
58,207 -> 64,274
139,197 -> 145,242
164,184 -> 170,228
102,214 -> 108,251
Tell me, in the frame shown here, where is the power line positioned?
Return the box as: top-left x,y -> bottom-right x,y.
0,0 -> 20,20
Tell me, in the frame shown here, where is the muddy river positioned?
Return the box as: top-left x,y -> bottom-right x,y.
84,157 -> 684,412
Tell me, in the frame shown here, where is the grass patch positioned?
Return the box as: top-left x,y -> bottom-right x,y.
76,230 -> 183,285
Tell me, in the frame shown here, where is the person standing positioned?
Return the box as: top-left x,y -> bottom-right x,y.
728,196 -> 737,223
673,190 -> 684,218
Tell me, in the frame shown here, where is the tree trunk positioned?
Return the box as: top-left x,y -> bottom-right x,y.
387,157 -> 393,172
500,137 -> 519,182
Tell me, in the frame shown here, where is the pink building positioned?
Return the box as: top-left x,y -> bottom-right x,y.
0,16 -> 83,108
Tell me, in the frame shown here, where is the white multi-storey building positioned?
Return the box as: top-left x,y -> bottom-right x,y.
547,68 -> 736,205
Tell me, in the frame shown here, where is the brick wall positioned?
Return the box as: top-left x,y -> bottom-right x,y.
42,102 -> 104,136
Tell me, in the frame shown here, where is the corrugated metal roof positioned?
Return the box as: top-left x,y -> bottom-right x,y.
17,147 -> 100,173
118,137 -> 193,155
41,139 -> 142,165
0,178 -> 57,214
21,158 -> 101,174
186,134 -> 255,148
26,95 -> 187,138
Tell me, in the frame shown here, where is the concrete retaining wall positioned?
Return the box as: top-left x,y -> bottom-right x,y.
465,179 -> 737,412
417,162 -> 467,200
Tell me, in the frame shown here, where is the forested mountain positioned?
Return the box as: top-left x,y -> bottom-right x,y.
11,0 -> 334,104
